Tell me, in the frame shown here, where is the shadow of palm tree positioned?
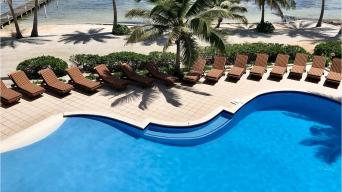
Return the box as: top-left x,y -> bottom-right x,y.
280,21 -> 336,40
100,82 -> 210,110
58,28 -> 117,44
300,125 -> 341,164
282,111 -> 341,164
1,34 -> 53,48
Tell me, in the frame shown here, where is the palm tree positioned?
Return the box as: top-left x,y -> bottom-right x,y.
214,0 -> 248,28
126,0 -> 228,76
6,0 -> 23,39
31,0 -> 39,37
112,0 -> 118,34
316,0 -> 325,27
254,0 -> 295,24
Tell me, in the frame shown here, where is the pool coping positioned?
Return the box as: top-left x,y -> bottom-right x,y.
1,89 -> 340,153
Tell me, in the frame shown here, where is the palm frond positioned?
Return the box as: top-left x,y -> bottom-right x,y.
186,0 -> 213,18
180,32 -> 199,68
125,8 -> 151,18
126,25 -> 164,44
163,26 -> 182,51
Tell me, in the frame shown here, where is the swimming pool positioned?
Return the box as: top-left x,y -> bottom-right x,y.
1,92 -> 341,192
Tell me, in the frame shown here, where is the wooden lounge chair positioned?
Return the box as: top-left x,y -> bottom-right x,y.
39,68 -> 74,95
146,63 -> 178,86
249,53 -> 269,78
120,63 -> 154,87
307,56 -> 326,80
8,70 -> 45,98
183,58 -> 207,83
1,80 -> 22,105
94,64 -> 130,90
269,54 -> 289,78
205,56 -> 226,82
326,58 -> 342,84
66,67 -> 101,92
227,54 -> 248,80
289,53 -> 308,77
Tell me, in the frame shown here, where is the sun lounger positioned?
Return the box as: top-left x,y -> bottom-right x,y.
205,56 -> 226,81
249,53 -> 269,78
94,64 -> 130,89
66,67 -> 101,92
269,54 -> 289,78
39,68 -> 74,95
289,53 -> 308,76
1,80 -> 22,105
120,63 -> 154,87
183,58 -> 207,83
326,58 -> 342,84
307,56 -> 326,80
146,63 -> 178,85
8,70 -> 45,98
227,54 -> 248,79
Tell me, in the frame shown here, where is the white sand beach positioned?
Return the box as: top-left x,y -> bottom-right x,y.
0,21 -> 340,77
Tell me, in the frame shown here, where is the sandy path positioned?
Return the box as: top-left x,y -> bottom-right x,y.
0,21 -> 340,77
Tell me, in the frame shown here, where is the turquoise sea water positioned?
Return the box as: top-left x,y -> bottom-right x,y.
1,92 -> 341,192
0,0 -> 341,27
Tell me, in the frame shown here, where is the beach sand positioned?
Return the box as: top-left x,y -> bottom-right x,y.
0,21 -> 340,77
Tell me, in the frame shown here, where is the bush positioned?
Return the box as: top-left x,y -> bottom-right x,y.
112,24 -> 131,35
199,43 -> 308,65
70,54 -> 104,72
71,51 -> 176,73
256,21 -> 275,33
314,41 -> 342,64
17,56 -> 68,79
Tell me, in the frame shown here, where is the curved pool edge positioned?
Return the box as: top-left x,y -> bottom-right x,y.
1,90 -> 341,152
0,114 -> 65,153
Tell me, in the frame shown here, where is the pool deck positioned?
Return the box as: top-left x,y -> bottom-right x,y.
1,66 -> 341,142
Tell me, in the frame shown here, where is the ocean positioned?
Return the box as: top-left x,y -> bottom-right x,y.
0,0 -> 341,27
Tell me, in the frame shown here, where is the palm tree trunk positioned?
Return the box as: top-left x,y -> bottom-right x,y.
7,0 -> 23,39
112,0 -> 118,34
260,2 -> 265,24
31,0 -> 39,37
316,0 -> 325,27
175,40 -> 181,76
216,17 -> 223,28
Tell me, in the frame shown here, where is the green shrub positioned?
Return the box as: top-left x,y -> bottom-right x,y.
17,56 -> 68,79
85,73 -> 97,80
104,51 -> 149,71
199,43 -> 308,64
71,51 -> 176,73
314,41 -> 342,65
70,54 -> 104,72
256,22 -> 275,33
112,24 -> 131,35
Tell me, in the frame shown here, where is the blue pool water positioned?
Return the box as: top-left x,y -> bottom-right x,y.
1,92 -> 341,192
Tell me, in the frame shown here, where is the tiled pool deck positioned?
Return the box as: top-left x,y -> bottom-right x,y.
1,67 -> 341,140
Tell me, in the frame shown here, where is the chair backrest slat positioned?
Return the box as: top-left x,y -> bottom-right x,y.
312,56 -> 326,69
213,56 -> 226,70
39,68 -> 59,85
234,54 -> 248,68
275,54 -> 289,67
192,58 -> 206,72
331,58 -> 342,73
293,53 -> 308,66
9,71 -> 31,87
67,67 -> 85,82
254,53 -> 269,67
121,63 -> 136,76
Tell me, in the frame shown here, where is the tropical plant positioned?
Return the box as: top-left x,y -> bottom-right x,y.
316,0 -> 325,27
214,0 -> 248,28
6,0 -> 23,39
253,0 -> 295,24
126,0 -> 228,76
31,0 -> 39,37
112,0 -> 118,34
